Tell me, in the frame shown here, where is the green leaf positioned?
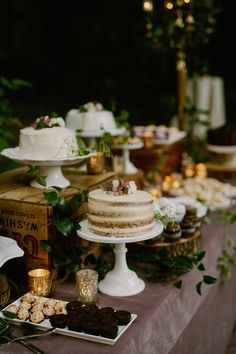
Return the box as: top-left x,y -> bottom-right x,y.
2,311 -> 17,319
197,263 -> 205,271
196,281 -> 203,295
36,176 -> 47,187
195,250 -> 206,262
40,240 -> 53,252
54,217 -> 75,236
174,280 -> 182,289
203,275 -> 217,284
43,191 -> 58,205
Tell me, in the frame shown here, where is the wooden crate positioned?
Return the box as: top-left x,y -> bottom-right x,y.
0,166 -> 115,271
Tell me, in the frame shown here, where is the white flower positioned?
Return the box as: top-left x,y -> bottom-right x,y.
84,102 -> 97,112
160,205 -> 176,220
112,179 -> 120,189
95,103 -> 103,111
128,181 -> 137,194
51,117 -> 65,127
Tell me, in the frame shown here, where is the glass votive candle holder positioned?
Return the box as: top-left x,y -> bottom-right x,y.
28,268 -> 51,297
86,152 -> 105,175
76,269 -> 98,304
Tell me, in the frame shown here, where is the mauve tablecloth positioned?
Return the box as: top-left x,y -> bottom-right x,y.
3,212 -> 236,354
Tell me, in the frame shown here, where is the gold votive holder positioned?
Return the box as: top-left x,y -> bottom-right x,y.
87,152 -> 105,175
142,132 -> 154,149
184,164 -> 195,178
162,175 -> 173,193
113,155 -> 124,175
28,268 -> 51,297
76,269 -> 98,304
149,187 -> 162,199
195,163 -> 207,177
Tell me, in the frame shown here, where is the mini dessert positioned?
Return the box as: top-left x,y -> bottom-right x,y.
65,101 -> 117,133
66,300 -> 83,314
180,219 -> 196,237
43,305 -> 55,318
100,324 -> 118,339
30,310 -> 44,323
67,316 -> 84,332
21,292 -> 35,303
31,303 -> 44,313
17,308 -> 30,321
49,314 -> 67,328
18,301 -> 32,311
114,310 -> 131,326
83,320 -> 100,336
98,307 -> 115,317
163,221 -> 182,241
19,116 -> 78,160
88,180 -> 155,237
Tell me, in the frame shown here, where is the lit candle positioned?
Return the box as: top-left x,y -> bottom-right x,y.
142,131 -> 154,149
184,164 -> 195,178
162,175 -> 173,192
195,163 -> 207,177
87,152 -> 105,175
28,269 -> 51,297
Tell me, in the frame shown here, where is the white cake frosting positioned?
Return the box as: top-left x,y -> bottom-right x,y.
65,102 -> 117,132
88,180 -> 155,237
19,116 -> 78,160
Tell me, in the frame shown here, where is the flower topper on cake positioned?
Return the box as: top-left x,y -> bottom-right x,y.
32,116 -> 65,130
79,101 -> 104,113
108,179 -> 137,196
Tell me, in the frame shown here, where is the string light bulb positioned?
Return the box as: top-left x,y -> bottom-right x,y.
143,0 -> 154,12
164,1 -> 174,10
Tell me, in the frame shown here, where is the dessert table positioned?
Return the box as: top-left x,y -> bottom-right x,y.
2,208 -> 236,354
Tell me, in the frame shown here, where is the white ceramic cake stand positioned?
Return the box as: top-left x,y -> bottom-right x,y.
77,220 -> 163,297
1,147 -> 94,189
78,127 -> 126,147
112,141 -> 143,175
207,144 -> 236,165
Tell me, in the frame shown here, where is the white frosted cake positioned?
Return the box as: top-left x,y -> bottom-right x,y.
88,180 -> 155,237
19,116 -> 78,160
65,101 -> 117,133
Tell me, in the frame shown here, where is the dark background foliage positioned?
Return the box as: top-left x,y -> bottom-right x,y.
0,0 -> 235,126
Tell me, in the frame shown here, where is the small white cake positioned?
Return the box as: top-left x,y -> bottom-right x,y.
65,101 -> 117,133
88,180 -> 155,237
19,116 -> 78,160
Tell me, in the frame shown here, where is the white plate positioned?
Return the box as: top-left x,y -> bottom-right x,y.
153,131 -> 187,145
0,295 -> 137,346
207,144 -> 236,154
112,141 -> 143,150
158,196 -> 208,218
0,236 -> 24,268
1,147 -> 94,165
77,127 -> 126,138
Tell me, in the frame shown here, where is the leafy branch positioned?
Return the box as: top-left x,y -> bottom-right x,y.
133,247 -> 217,295
217,238 -> 236,283
40,187 -> 94,274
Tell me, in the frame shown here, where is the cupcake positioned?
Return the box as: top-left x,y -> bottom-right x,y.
180,218 -> 196,237
100,324 -> 118,339
163,221 -> 182,241
114,310 -> 131,326
49,314 -> 67,328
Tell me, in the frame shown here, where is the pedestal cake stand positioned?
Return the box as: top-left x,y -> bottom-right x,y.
207,144 -> 236,166
1,147 -> 93,189
112,141 -> 143,175
77,220 -> 163,297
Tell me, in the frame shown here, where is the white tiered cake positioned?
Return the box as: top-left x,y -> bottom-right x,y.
88,180 -> 155,237
19,116 -> 78,160
65,101 -> 117,133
